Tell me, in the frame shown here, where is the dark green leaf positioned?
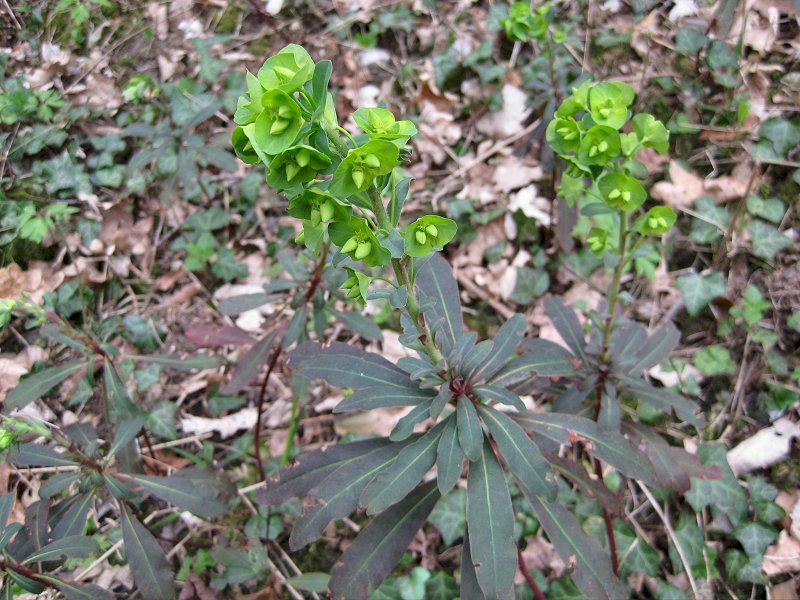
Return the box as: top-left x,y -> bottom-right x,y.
470,314 -> 528,381
290,442 -> 407,550
390,399 -> 433,441
259,439 -> 391,505
626,323 -> 680,374
287,341 -> 415,391
685,444 -> 748,525
460,340 -> 494,379
40,472 -> 81,499
335,386 -> 435,413
22,535 -> 98,564
457,396 -> 483,462
428,488 -> 466,546
286,573 -> 330,593
549,456 -> 623,514
543,297 -> 586,361
134,354 -> 226,371
333,309 -> 384,342
490,340 -> 576,387
620,377 -> 704,427
329,482 -> 440,600
467,442 -> 515,599
460,527 -> 485,600
748,220 -> 791,261
103,361 -> 138,419
51,494 -> 93,541
0,492 -> 14,529
38,575 -> 114,600
6,443 -> 78,468
123,468 -> 234,519
734,522 -> 776,559
361,422 -> 445,514
436,417 -> 464,494
217,292 -> 271,315
416,254 -> 464,355
119,503 -> 175,600
477,405 -> 556,500
108,416 -> 144,458
5,361 -> 86,411
472,384 -> 526,411
514,412 -> 659,484
525,494 -> 626,600
221,328 -> 281,394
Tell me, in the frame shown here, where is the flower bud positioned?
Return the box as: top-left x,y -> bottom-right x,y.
415,230 -> 427,245
425,224 -> 438,238
285,162 -> 300,181
341,236 -> 359,254
270,119 -> 289,134
351,169 -> 365,188
319,200 -> 334,222
295,149 -> 311,167
364,153 -> 381,169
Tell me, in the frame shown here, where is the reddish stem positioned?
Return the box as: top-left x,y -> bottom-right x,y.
517,544 -> 547,600
254,345 -> 282,483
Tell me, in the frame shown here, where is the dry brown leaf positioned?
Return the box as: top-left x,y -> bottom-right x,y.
475,84 -> 531,139
0,262 -> 63,304
764,530 -> 800,576
650,161 -> 705,209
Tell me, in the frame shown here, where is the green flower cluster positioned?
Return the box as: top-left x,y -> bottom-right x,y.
501,2 -> 551,42
232,45 -> 457,305
546,80 -> 675,257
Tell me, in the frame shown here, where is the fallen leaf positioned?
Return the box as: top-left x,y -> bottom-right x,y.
727,418 -> 800,475
763,530 -> 800,577
180,408 -> 257,439
650,161 -> 704,210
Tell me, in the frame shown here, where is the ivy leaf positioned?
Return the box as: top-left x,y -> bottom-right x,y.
467,442 -> 515,600
675,271 -> 726,316
734,522 -> 777,559
748,220 -> 791,261
428,488 -> 466,546
685,444 -> 748,526
425,572 -> 459,600
329,482 -> 440,600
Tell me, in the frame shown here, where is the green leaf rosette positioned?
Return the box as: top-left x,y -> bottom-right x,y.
587,82 -> 634,130
635,206 -> 677,235
353,108 -> 418,147
598,172 -> 647,211
329,140 -> 399,196
257,44 -> 315,93
250,90 -> 304,156
545,117 -> 581,154
267,145 -> 332,190
403,215 -> 458,257
329,218 -> 391,267
578,125 -> 621,166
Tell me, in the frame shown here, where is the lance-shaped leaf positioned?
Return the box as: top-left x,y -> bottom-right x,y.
335,386 -> 435,413
361,421 -> 446,514
549,456 -> 623,515
456,396 -> 483,462
472,384 -> 526,411
525,493 -> 627,600
132,354 -> 225,371
460,527 -> 486,600
103,361 -> 138,419
467,442 -> 515,600
477,405 -> 556,500
470,314 -> 527,382
38,575 -> 114,600
108,416 -> 145,458
21,535 -> 98,565
51,493 -> 93,541
287,341 -> 415,391
619,376 -> 704,427
489,339 -> 576,387
6,443 -> 78,468
429,385 -> 451,420
5,360 -> 86,412
0,493 -> 14,529
436,417 -> 464,495
290,442 -> 408,550
390,399 -> 433,441
329,481 -> 440,600
542,297 -> 586,361
122,468 -> 234,519
460,340 -> 493,380
514,412 -> 659,484
415,253 -> 464,355
119,503 -> 175,600
222,328 -> 282,395
259,439 -> 391,505
626,323 -> 680,374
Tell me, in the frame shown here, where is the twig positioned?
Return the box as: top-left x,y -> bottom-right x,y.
517,544 -> 547,600
0,0 -> 21,29
639,482 -> 700,599
254,344 -> 283,482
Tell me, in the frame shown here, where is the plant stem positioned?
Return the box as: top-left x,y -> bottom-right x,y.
594,456 -> 620,575
254,343 -> 282,482
600,211 -> 629,361
517,544 -> 547,600
280,394 -> 300,467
